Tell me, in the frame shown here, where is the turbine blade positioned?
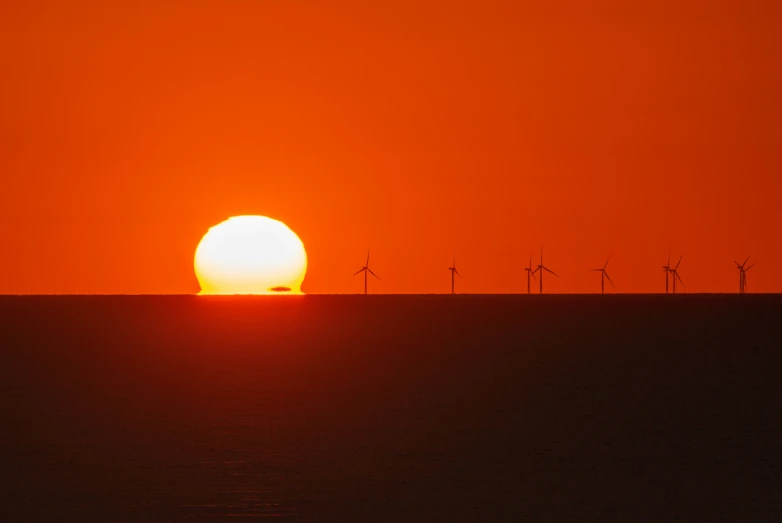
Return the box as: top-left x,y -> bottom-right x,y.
353,268 -> 364,276
745,263 -> 756,271
366,250 -> 370,266
675,271 -> 683,284
530,271 -> 537,281
455,269 -> 462,278
589,268 -> 601,272
675,254 -> 683,270
532,267 -> 540,275
368,268 -> 380,280
668,250 -> 671,266
529,255 -> 532,270
544,266 -> 558,277
604,254 -> 612,269
605,271 -> 615,287
743,255 -> 751,266
734,261 -> 742,268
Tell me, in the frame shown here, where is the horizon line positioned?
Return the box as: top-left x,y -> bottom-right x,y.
1,292 -> 781,297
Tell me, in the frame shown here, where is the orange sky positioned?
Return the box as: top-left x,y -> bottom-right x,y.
1,0 -> 780,294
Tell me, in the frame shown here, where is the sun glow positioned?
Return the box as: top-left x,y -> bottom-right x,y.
194,216 -> 307,295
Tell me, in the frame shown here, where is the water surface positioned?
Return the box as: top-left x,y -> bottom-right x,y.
1,295 -> 780,521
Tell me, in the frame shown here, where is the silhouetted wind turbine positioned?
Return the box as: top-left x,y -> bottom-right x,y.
353,250 -> 379,294
448,253 -> 461,294
524,255 -> 537,294
590,255 -> 614,294
533,247 -> 558,294
735,255 -> 756,294
662,252 -> 672,294
670,254 -> 684,294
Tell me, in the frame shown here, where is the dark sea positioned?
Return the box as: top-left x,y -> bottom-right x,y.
1,295 -> 780,522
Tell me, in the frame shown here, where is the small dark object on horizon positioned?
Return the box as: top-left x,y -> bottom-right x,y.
268,286 -> 291,292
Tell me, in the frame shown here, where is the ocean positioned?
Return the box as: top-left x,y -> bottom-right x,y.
1,295 -> 780,522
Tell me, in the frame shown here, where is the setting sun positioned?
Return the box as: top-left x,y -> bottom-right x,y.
194,216 -> 307,295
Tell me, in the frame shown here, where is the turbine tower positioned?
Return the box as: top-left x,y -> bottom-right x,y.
524,255 -> 537,294
735,255 -> 756,294
353,250 -> 379,295
590,255 -> 614,294
670,254 -> 684,294
662,252 -> 672,294
533,247 -> 558,294
448,253 -> 461,294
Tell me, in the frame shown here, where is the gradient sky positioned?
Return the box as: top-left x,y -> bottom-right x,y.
1,0 -> 780,294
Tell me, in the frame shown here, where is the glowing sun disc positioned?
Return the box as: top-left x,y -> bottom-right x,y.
194,216 -> 307,294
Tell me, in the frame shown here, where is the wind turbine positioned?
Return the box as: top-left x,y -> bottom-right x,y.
524,254 -> 537,294
662,252 -> 672,294
590,255 -> 614,294
735,255 -> 756,294
448,252 -> 461,294
353,250 -> 379,294
670,254 -> 684,294
533,247 -> 558,294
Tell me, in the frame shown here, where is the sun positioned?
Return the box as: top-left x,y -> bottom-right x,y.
194,216 -> 307,295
